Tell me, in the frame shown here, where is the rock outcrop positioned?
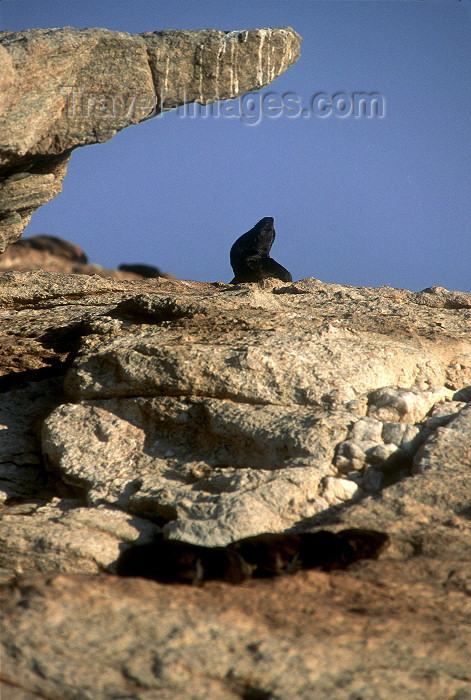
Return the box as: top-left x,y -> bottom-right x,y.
0,234 -> 175,279
0,26 -> 302,250
3,563 -> 471,700
1,271 -> 471,698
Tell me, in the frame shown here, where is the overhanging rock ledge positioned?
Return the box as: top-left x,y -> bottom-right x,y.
0,25 -> 302,250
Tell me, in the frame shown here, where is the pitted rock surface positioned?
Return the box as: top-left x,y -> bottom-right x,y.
32,275 -> 470,545
1,568 -> 471,700
1,271 -> 471,698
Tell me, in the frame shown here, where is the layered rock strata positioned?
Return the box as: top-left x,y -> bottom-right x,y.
1,271 -> 470,698
1,272 -> 470,559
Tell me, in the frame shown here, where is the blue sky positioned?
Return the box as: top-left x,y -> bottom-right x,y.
2,0 -> 470,291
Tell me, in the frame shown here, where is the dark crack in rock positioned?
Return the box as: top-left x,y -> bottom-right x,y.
116,535 -> 254,584
115,529 -> 389,584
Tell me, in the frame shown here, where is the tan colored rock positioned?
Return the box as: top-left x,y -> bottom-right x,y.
0,235 -> 176,279
41,397 -> 350,545
29,275 -> 469,546
425,399 -> 468,428
0,379 -> 64,501
333,403 -> 471,559
413,402 -> 471,475
1,564 -> 471,699
0,155 -> 70,248
143,28 -> 302,107
0,271 -> 471,697
0,26 -> 301,249
62,326 -> 452,405
0,499 -> 160,580
367,385 -> 453,423
0,268 -> 157,306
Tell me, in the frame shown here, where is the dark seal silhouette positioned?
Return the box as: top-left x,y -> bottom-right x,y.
299,529 -> 390,571
229,533 -> 303,577
229,217 -> 292,284
115,529 -> 389,585
115,535 -> 254,585
119,263 -> 163,279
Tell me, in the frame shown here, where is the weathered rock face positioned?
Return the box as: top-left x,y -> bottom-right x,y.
0,499 -> 160,579
2,564 -> 471,700
0,234 -> 175,279
35,277 -> 469,546
1,270 -> 471,698
0,26 -> 302,250
1,271 -> 470,551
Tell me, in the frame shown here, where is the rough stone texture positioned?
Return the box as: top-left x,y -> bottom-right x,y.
0,378 -> 64,501
0,499 -> 160,581
2,566 -> 471,700
413,402 -> 471,475
329,403 -> 471,563
0,235 -> 175,279
0,26 -> 301,249
41,398 -> 355,545
1,271 -> 471,698
61,323 -> 450,405
34,275 -> 470,544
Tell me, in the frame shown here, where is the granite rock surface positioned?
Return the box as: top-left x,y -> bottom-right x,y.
2,565 -> 471,700
0,26 -> 301,249
1,270 -> 470,698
